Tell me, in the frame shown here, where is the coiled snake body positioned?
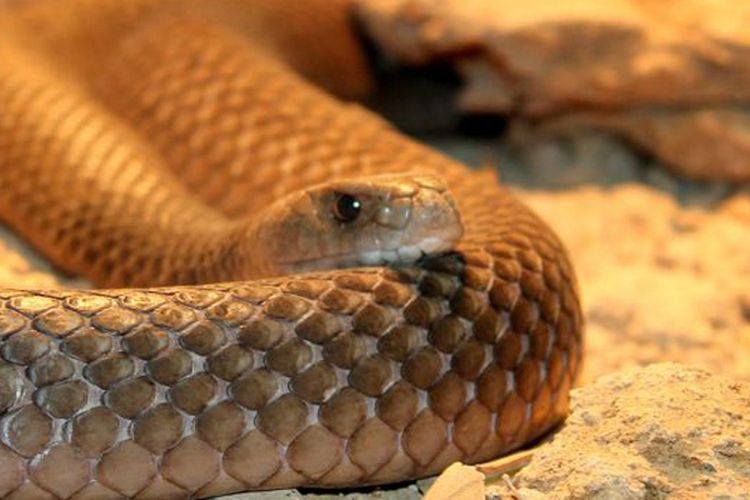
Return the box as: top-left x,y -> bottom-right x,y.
0,1 -> 583,498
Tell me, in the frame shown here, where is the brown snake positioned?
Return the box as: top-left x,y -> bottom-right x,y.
0,0 -> 583,498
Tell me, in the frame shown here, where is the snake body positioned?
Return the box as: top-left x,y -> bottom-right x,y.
0,1 -> 583,498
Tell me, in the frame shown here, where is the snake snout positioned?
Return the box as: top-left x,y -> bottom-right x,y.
357,177 -> 463,266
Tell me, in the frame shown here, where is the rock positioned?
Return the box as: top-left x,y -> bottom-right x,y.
503,129 -> 643,189
356,0 -> 750,115
356,0 -> 750,182
428,130 -> 644,189
488,363 -> 750,499
526,107 -> 750,182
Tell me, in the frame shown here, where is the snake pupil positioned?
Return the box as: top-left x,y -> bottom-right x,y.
333,193 -> 362,223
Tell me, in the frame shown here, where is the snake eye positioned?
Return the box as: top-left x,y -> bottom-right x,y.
332,193 -> 362,223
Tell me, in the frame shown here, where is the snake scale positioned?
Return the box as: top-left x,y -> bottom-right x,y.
0,0 -> 583,498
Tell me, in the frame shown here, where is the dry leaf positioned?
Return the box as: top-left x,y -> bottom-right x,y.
424,462 -> 485,500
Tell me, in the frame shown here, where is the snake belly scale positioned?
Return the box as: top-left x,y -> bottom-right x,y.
0,0 -> 583,498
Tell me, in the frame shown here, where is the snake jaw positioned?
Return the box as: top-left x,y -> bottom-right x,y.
358,236 -> 454,267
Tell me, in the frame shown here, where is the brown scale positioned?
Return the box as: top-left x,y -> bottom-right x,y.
0,0 -> 583,498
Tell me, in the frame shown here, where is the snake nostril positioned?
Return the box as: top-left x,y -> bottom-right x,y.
332,193 -> 362,223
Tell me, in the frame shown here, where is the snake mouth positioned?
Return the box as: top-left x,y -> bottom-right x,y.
356,237 -> 448,266
273,238 -> 452,272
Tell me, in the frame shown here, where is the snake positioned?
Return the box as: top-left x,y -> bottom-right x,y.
0,0 -> 583,498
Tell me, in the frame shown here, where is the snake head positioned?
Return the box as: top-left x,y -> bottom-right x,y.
249,173 -> 463,276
